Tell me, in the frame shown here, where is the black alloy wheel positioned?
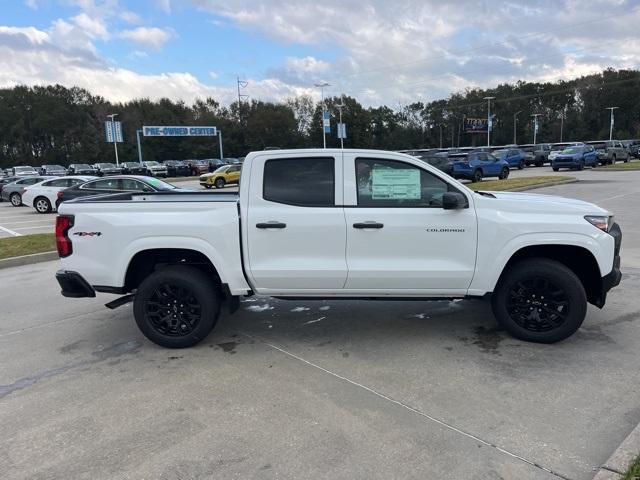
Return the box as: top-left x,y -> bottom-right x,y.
505,276 -> 569,333
492,258 -> 587,343
133,265 -> 220,348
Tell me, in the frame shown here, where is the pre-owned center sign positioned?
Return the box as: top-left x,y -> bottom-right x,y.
143,126 -> 217,137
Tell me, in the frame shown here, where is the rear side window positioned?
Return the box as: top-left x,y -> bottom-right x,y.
263,157 -> 334,207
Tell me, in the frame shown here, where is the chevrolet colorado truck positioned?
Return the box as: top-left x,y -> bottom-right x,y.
55,149 -> 622,348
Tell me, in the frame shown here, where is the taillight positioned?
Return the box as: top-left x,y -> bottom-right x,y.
57,191 -> 64,199
55,215 -> 74,258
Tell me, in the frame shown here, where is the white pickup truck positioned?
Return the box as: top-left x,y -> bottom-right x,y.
55,149 -> 622,348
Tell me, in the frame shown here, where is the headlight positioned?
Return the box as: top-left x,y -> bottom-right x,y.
584,215 -> 614,232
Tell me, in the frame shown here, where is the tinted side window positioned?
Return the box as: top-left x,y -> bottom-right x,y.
120,179 -> 147,191
356,158 -> 450,208
263,157 -> 334,207
84,179 -> 119,190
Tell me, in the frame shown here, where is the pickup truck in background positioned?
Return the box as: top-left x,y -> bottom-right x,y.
523,144 -> 552,167
55,149 -> 622,348
587,140 -> 630,165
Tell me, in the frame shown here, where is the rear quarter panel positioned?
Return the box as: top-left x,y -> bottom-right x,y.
58,199 -> 250,294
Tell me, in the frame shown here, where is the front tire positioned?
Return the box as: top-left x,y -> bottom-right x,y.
471,169 -> 483,183
10,193 -> 22,206
518,161 -> 524,170
499,167 -> 509,180
491,258 -> 587,343
34,196 -> 52,213
577,160 -> 584,171
552,167 -> 559,172
133,265 -> 221,348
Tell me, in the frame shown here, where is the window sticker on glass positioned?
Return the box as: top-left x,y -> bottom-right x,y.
371,168 -> 421,200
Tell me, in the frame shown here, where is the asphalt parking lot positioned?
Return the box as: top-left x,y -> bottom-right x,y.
1,169 -> 639,480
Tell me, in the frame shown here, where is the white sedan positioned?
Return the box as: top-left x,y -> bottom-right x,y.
22,176 -> 96,213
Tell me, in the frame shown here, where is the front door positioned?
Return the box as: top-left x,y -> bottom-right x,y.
246,154 -> 347,293
343,154 -> 477,293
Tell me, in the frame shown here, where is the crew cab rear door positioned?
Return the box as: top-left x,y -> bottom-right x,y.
245,153 -> 347,293
343,152 -> 477,293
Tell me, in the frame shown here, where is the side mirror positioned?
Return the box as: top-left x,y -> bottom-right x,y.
442,191 -> 467,210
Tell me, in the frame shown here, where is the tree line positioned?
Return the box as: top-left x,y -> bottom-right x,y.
0,68 -> 639,169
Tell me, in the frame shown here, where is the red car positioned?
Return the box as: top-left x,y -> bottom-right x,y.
186,160 -> 210,175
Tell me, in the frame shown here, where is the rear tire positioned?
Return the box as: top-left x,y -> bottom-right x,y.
577,160 -> 584,171
491,258 -> 587,343
34,196 -> 52,213
10,193 -> 22,207
471,169 -> 483,183
215,177 -> 226,189
499,167 -> 509,180
133,265 -> 221,348
552,167 -> 559,172
518,161 -> 524,170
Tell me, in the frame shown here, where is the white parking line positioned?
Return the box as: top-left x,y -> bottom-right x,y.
2,219 -> 54,225
0,225 -> 22,237
13,225 -> 54,231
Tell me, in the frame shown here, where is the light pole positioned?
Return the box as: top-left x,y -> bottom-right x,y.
314,82 -> 330,148
483,96 -> 495,147
559,106 -> 567,142
531,113 -> 542,145
513,110 -> 521,145
605,107 -> 619,141
336,95 -> 345,149
106,113 -> 119,166
439,124 -> 443,149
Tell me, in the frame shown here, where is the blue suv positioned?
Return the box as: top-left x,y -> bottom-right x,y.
452,151 -> 510,182
552,145 -> 598,171
492,148 -> 526,169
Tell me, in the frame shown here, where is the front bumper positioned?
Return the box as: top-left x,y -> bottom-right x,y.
56,270 -> 96,298
595,222 -> 622,308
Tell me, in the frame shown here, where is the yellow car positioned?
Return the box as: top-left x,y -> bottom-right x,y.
200,164 -> 242,189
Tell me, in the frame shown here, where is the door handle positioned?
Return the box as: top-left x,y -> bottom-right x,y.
353,222 -> 384,229
256,221 -> 287,229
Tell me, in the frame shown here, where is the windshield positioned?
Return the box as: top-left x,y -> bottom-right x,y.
492,150 -> 508,158
144,178 -> 177,191
562,147 -> 581,154
98,163 -> 115,168
15,166 -> 35,172
75,164 -> 92,168
47,165 -> 65,170
214,166 -> 229,173
145,161 -> 160,166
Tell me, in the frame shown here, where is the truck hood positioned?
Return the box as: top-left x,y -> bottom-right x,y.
477,190 -> 610,215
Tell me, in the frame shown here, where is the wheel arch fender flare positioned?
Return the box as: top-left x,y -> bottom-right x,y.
117,237 -> 234,291
470,233 -> 611,295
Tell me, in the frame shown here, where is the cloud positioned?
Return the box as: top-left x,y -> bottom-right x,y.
119,10 -> 143,24
72,13 -> 109,39
118,27 -> 174,50
191,0 -> 640,104
157,0 -> 171,13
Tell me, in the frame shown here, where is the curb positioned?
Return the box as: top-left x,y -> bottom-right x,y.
592,168 -> 640,172
470,178 -> 579,192
0,251 -> 58,270
593,421 -> 640,479
509,178 -> 579,192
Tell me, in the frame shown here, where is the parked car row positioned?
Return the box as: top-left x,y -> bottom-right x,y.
0,174 -> 180,212
0,158 -> 245,180
401,138 -> 638,180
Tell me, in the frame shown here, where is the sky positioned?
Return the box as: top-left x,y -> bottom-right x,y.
1,0 -> 639,106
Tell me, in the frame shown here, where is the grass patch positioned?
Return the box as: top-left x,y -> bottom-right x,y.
599,160 -> 640,170
624,455 -> 640,480
468,176 -> 575,191
0,233 -> 56,260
